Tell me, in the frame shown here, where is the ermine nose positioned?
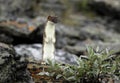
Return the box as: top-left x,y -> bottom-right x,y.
47,16 -> 58,23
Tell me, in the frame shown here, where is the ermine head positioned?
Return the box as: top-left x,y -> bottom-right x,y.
47,16 -> 58,23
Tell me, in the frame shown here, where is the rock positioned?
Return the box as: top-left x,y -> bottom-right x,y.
0,0 -> 35,18
0,18 -> 37,36
105,20 -> 120,33
0,0 -> 120,20
0,0 -> 66,18
0,0 -> 120,57
14,44 -> 78,64
38,0 -> 66,16
0,42 -> 34,83
93,0 -> 120,10
55,22 -> 120,56
0,43 -> 15,83
23,19 -> 120,56
89,0 -> 120,19
65,42 -> 120,56
0,16 -> 45,44
0,33 -> 13,44
80,24 -> 120,43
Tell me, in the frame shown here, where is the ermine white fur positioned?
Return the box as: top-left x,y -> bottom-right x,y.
43,20 -> 56,61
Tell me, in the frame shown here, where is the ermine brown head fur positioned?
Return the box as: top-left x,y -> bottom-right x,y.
47,16 -> 58,23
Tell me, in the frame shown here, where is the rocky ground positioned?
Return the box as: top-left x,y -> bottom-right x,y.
0,0 -> 120,83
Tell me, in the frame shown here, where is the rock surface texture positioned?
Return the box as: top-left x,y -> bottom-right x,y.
89,0 -> 120,19
0,42 -> 34,83
0,17 -> 45,44
0,43 -> 15,83
14,44 -> 77,65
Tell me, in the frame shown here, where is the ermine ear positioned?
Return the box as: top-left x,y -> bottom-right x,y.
47,16 -> 58,23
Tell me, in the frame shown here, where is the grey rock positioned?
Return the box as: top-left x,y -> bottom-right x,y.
80,24 -> 120,43
26,19 -> 120,56
93,0 -> 120,10
55,22 -> 120,56
89,0 -> 120,19
0,18 -> 36,36
39,1 -> 66,16
0,0 -> 66,18
0,0 -> 120,57
14,44 -> 78,64
0,33 -> 13,44
0,0 -> 35,18
0,43 -> 16,83
0,16 -> 45,44
105,20 -> 120,33
65,42 -> 120,56
0,42 -> 34,83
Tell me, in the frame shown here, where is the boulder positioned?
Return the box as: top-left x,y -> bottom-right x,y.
0,16 -> 45,44
89,0 -> 120,19
0,43 -> 15,83
0,42 -> 34,83
65,42 -> 120,56
55,23 -> 120,55
0,0 -> 35,18
0,0 -> 66,18
92,0 -> 120,11
0,33 -> 13,44
14,44 -> 78,65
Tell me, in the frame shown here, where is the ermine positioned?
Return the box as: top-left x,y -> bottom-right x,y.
42,16 -> 57,61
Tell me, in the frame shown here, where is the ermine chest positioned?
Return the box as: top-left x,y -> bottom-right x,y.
44,21 -> 55,43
